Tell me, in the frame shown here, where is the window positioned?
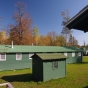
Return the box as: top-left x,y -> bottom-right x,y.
52,61 -> 58,69
64,52 -> 67,56
29,53 -> 34,59
78,52 -> 81,56
0,53 -> 6,61
72,52 -> 75,57
16,53 -> 22,60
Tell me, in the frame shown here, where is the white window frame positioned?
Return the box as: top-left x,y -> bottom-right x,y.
72,52 -> 75,57
16,53 -> 22,60
64,52 -> 67,56
0,53 -> 6,61
29,53 -> 34,59
78,52 -> 81,56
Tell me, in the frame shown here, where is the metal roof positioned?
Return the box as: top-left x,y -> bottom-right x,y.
0,45 -> 82,53
65,5 -> 88,32
35,53 -> 67,60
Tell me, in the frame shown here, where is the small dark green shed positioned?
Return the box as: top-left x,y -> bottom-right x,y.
32,53 -> 67,82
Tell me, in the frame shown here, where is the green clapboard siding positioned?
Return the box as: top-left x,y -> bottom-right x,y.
63,52 -> 83,64
0,53 -> 32,71
76,52 -> 83,63
43,60 -> 66,82
66,53 -> 76,63
0,45 -> 83,71
32,53 -> 66,82
32,56 -> 43,81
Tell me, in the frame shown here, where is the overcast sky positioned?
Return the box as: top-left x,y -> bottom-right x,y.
0,0 -> 88,45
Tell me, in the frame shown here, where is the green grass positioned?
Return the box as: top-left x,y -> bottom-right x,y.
0,56 -> 88,88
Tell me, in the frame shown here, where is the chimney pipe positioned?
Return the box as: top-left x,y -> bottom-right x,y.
12,41 -> 13,49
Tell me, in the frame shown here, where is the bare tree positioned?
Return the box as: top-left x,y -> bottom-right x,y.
61,10 -> 72,46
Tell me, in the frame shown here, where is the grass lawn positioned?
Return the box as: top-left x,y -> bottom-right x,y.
0,56 -> 88,88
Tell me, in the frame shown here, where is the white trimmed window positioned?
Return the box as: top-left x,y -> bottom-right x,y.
64,52 -> 67,56
0,53 -> 6,61
78,52 -> 81,56
29,53 -> 34,59
16,53 -> 22,60
72,52 -> 75,57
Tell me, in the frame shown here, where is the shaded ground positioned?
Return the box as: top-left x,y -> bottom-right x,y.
1,73 -> 33,82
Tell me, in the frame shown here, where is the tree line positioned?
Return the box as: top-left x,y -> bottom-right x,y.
0,2 -> 79,47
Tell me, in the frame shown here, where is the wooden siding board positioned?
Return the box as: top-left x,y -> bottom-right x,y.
62,52 -> 83,64
32,56 -> 43,81
43,60 -> 66,82
0,52 -> 83,71
0,53 -> 32,71
66,53 -> 75,63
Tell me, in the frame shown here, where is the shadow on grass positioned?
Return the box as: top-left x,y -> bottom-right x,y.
82,62 -> 88,64
84,86 -> 88,88
1,73 -> 33,82
76,62 -> 88,64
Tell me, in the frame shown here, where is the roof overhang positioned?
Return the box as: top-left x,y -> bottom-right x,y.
65,5 -> 88,32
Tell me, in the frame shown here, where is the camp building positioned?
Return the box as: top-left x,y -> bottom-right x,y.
0,45 -> 83,71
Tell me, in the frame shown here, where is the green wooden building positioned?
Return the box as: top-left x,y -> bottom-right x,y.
0,45 -> 83,71
32,53 -> 67,82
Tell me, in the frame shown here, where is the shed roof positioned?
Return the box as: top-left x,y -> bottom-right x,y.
35,53 -> 67,60
65,5 -> 88,32
0,45 -> 82,53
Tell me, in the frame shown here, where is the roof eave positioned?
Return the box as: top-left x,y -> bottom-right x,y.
65,5 -> 88,32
